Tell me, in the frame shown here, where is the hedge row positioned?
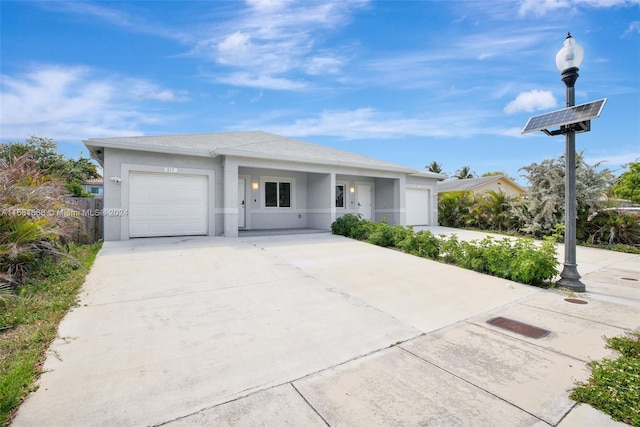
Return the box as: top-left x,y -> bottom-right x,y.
330,214 -> 559,287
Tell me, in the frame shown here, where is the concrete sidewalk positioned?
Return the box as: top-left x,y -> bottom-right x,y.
420,226 -> 640,307
12,231 -> 639,426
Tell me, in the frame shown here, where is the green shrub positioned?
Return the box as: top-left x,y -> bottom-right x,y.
397,229 -> 440,260
331,216 -> 559,286
367,220 -> 412,247
480,237 -> 514,279
331,214 -> 366,239
331,216 -> 411,246
439,234 -> 463,265
608,332 -> 640,359
571,332 -> 640,426
509,238 -> 558,285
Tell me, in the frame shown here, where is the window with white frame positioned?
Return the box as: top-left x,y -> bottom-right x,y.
265,180 -> 292,208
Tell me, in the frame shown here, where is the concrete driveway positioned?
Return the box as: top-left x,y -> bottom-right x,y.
12,232 -> 639,426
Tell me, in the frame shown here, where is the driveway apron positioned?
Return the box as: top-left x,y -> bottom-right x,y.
12,233 -> 638,426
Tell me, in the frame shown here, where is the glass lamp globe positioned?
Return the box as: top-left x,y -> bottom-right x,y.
556,34 -> 584,71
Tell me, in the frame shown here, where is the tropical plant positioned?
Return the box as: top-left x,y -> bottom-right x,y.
1,136 -> 100,197
438,191 -> 474,228
586,209 -> 640,246
0,136 -> 64,172
0,154 -> 80,284
472,190 -> 517,231
513,153 -> 614,237
453,165 -> 476,180
426,161 -> 445,174
612,161 -> 640,204
0,274 -> 15,303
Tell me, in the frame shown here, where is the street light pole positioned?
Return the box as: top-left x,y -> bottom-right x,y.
556,33 -> 586,292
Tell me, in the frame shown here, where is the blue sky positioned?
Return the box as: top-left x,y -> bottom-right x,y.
1,0 -> 639,183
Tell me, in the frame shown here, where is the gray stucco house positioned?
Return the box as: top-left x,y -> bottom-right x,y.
84,131 -> 444,240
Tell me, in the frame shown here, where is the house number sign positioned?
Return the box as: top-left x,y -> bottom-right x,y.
164,167 -> 179,173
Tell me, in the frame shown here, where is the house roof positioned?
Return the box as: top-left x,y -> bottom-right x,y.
84,131 -> 445,177
437,175 -> 525,193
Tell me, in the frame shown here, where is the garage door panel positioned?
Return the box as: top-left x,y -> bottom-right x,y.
129,172 -> 208,238
406,188 -> 430,226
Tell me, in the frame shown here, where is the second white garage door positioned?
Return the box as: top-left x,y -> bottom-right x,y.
129,172 -> 208,238
406,187 -> 431,226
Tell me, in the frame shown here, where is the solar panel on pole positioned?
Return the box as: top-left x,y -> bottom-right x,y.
521,98 -> 607,134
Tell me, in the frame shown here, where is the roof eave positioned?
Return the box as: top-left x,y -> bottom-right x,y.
83,139 -> 212,160
410,171 -> 447,180
213,148 -> 418,174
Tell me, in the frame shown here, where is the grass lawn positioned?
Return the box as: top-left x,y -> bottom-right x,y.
571,331 -> 640,426
0,242 -> 102,426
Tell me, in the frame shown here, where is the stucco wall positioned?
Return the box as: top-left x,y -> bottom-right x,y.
100,146 -> 436,239
374,178 -> 401,224
237,167 -> 309,230
102,148 -> 221,240
306,172 -> 333,230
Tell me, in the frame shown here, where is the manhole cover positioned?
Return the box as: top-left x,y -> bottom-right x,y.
621,277 -> 638,281
486,316 -> 550,339
564,298 -> 588,304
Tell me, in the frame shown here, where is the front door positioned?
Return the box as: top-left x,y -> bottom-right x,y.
356,184 -> 372,220
238,178 -> 246,228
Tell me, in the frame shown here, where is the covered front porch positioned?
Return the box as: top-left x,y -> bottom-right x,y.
221,157 -> 405,237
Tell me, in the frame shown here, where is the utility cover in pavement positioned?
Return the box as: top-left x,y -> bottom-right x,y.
486,317 -> 550,339
564,298 -> 588,305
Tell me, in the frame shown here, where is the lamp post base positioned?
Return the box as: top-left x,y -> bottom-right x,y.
557,263 -> 585,292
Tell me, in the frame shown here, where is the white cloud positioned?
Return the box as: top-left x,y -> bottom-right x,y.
306,56 -> 344,75
216,72 -> 308,90
519,0 -> 571,16
192,0 -> 368,90
46,2 -> 189,42
216,32 -> 254,66
127,80 -> 190,102
0,65 -> 188,141
240,108 -> 518,139
518,0 -> 640,16
504,90 -> 557,114
245,0 -> 294,11
585,152 -> 640,167
623,21 -> 640,37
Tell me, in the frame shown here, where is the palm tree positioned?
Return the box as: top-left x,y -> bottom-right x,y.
426,161 -> 444,174
454,166 -> 476,180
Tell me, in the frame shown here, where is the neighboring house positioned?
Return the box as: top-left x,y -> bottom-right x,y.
84,131 -> 445,240
81,177 -> 104,197
437,175 -> 525,198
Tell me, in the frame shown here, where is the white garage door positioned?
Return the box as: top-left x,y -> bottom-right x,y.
129,172 -> 208,238
406,187 -> 430,226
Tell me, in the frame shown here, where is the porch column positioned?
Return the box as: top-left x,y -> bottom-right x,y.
329,173 -> 337,226
398,175 -> 406,226
223,158 -> 239,237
